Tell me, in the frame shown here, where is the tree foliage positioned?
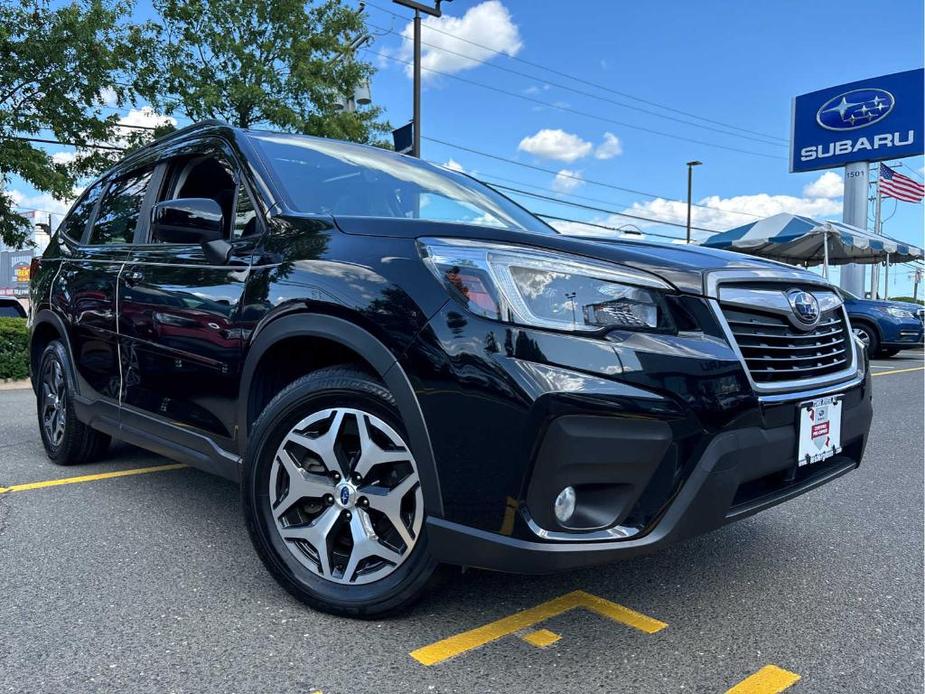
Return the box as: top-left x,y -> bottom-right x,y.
138,0 -> 388,143
0,0 -> 145,248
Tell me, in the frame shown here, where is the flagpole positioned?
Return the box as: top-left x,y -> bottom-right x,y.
872,168 -> 883,299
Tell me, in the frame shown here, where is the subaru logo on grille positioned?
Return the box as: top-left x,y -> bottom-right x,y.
339,486 -> 351,506
788,290 -> 820,325
816,88 -> 895,131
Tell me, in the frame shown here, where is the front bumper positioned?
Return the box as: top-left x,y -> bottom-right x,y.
427,372 -> 872,573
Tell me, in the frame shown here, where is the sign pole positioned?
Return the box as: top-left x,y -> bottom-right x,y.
840,162 -> 869,296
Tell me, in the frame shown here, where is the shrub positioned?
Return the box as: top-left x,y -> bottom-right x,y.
0,317 -> 29,380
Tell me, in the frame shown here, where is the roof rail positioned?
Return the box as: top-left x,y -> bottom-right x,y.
139,118 -> 231,151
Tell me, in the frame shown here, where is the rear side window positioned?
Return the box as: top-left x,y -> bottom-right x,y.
59,181 -> 104,241
89,169 -> 153,245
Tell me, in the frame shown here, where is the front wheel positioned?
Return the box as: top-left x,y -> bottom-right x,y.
241,366 -> 436,617
853,324 -> 879,356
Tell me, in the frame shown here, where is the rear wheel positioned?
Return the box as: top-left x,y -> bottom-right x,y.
242,366 -> 435,617
36,340 -> 110,465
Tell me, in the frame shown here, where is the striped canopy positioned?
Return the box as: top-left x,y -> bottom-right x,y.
702,212 -> 923,266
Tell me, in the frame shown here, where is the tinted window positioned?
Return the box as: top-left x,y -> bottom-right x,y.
0,303 -> 25,318
233,183 -> 258,238
248,133 -> 552,234
90,169 -> 153,245
161,155 -> 238,240
59,181 -> 104,241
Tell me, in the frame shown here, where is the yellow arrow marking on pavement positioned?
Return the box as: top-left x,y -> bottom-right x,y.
871,365 -> 924,377
726,665 -> 801,693
0,464 -> 187,494
410,589 -> 666,666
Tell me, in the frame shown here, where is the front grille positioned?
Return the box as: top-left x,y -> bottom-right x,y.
721,304 -> 852,384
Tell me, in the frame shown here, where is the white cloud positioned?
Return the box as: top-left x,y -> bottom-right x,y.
443,158 -> 465,172
97,86 -> 119,108
621,192 -> 843,232
802,171 -> 843,199
552,169 -> 583,193
8,189 -> 75,229
397,1 -> 523,81
594,132 -> 622,160
518,129 -> 592,162
523,84 -> 550,95
51,151 -> 77,165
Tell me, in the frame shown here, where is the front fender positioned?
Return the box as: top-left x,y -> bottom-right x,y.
236,312 -> 445,519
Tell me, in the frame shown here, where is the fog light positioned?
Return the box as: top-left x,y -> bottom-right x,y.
554,486 -> 576,524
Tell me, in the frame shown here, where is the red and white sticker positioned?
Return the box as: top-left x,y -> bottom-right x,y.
797,395 -> 843,466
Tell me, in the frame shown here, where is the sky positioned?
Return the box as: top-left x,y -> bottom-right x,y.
12,0 -> 925,296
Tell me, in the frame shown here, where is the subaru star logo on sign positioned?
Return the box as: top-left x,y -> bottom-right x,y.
790,68 -> 923,173
816,89 -> 894,131
787,290 -> 820,327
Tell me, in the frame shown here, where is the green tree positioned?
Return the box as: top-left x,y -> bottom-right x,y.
139,0 -> 388,143
0,0 -> 147,248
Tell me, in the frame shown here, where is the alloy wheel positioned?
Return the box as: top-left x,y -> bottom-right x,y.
41,357 -> 66,447
268,407 -> 424,585
853,327 -> 871,348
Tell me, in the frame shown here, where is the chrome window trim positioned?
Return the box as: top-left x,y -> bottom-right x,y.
709,275 -> 862,395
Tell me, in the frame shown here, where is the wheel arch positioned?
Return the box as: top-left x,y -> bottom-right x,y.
30,309 -> 76,395
848,314 -> 883,340
238,312 -> 444,518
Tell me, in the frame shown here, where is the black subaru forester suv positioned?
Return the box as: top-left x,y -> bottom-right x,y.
29,121 -> 873,616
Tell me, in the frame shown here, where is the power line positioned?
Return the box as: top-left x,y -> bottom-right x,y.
423,135 -> 763,219
365,21 -> 786,149
0,135 -> 125,151
365,47 -> 788,161
363,0 -> 788,144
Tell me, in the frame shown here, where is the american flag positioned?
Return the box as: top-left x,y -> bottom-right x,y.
880,163 -> 925,203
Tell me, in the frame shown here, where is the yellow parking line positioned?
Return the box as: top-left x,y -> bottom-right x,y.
521,628 -> 561,648
871,366 -> 925,377
726,665 -> 801,693
410,589 -> 666,666
0,464 -> 187,494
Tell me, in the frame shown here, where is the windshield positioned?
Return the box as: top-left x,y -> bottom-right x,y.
248,132 -> 552,234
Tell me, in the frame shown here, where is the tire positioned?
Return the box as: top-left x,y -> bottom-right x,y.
880,348 -> 901,358
36,340 -> 111,465
853,323 -> 879,356
241,365 -> 437,617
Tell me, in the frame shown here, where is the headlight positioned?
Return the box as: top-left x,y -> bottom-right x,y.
884,306 -> 915,319
418,238 -> 674,332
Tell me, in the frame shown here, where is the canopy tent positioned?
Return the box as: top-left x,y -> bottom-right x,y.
702,212 -> 923,277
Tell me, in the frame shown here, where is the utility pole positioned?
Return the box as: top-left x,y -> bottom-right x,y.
914,268 -> 922,301
685,160 -> 702,244
392,0 -> 452,157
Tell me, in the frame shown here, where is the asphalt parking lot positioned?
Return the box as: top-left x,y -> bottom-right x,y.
1,354 -> 922,694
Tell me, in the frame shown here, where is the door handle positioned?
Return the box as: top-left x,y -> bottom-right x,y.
124,269 -> 144,284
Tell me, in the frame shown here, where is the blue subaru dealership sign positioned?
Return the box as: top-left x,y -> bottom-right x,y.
791,68 -> 924,172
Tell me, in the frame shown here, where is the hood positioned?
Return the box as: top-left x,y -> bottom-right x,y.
331,216 -> 824,296
852,297 -> 923,312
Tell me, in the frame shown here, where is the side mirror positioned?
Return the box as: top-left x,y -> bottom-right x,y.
151,198 -> 224,244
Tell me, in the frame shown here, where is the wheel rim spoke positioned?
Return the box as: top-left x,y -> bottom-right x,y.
341,509 -> 403,583
271,449 -> 334,519
268,406 -> 423,586
279,506 -> 340,578
364,474 -> 419,549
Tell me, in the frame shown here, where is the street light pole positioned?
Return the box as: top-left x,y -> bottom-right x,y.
393,0 -> 451,158
685,160 -> 702,244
